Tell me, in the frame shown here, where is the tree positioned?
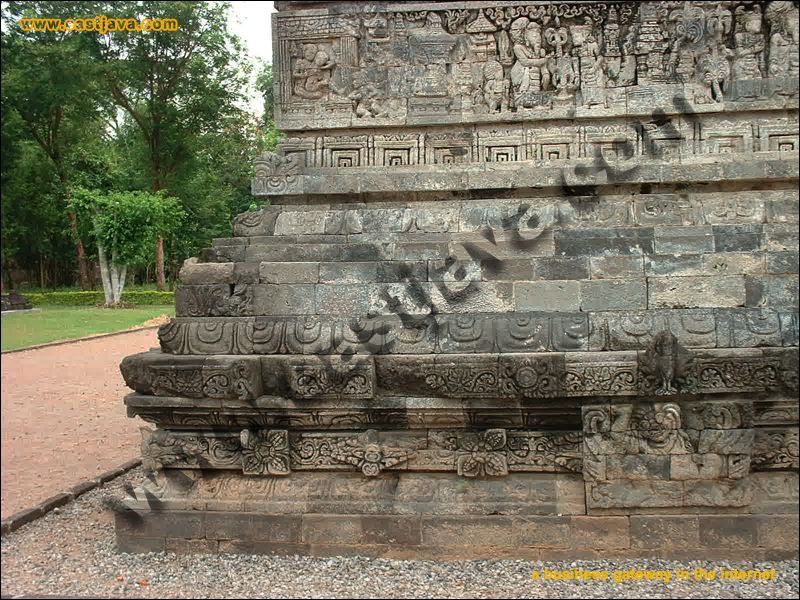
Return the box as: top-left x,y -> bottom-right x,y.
89,1 -> 250,290
255,61 -> 281,151
71,188 -> 184,305
1,1 -> 106,289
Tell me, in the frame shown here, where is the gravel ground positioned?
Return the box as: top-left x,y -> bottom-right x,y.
2,468 -> 798,599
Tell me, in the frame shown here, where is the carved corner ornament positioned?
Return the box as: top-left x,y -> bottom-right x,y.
251,151 -> 301,195
639,330 -> 695,395
329,429 -> 412,477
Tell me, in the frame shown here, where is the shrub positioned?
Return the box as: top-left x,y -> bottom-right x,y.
24,291 -> 174,306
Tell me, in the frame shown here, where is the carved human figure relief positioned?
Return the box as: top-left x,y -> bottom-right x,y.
292,43 -> 335,99
509,17 -> 550,107
765,1 -> 800,80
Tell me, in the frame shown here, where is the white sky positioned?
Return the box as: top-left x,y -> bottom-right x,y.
228,1 -> 274,64
228,1 -> 275,116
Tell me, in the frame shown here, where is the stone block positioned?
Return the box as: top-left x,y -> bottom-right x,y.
569,516 -> 630,550
233,208 -> 279,237
534,257 -> 590,280
436,315 -> 496,353
421,516 -> 570,548
341,243 -> 394,262
713,224 -> 764,252
218,541 -> 310,555
765,224 -> 799,251
766,193 -> 800,224
780,312 -> 799,346
645,253 -> 705,277
178,258 -> 235,284
479,258 -> 533,281
427,259 -> 481,282
630,516 -> 700,549
702,253 -> 764,275
767,252 -> 799,274
274,211 -> 326,236
116,510 -> 204,540
581,279 -> 647,311
606,455 -> 670,480
745,275 -> 800,310
554,228 -> 654,257
252,284 -> 316,315
731,309 -> 783,347
654,226 -> 715,254
698,515 -> 757,548
648,276 -> 745,309
303,515 -> 422,546
589,256 -> 645,279
586,480 -> 684,509
755,515 -> 800,550
670,454 -> 726,480
319,262 -> 378,283
394,242 -> 450,261
697,429 -> 755,454
259,262 -> 319,283
516,281 -> 581,311
429,282 -> 513,314
684,478 -> 752,507
175,284 -> 254,317
233,262 -> 260,284
205,513 -> 301,542
379,261 -> 428,283
315,284 -> 375,315
201,246 -> 246,263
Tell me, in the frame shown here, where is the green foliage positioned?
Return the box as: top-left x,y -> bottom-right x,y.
24,290 -> 174,306
1,1 -> 275,288
256,61 -> 282,151
70,187 -> 185,266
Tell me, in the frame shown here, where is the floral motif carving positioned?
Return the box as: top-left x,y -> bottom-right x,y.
424,364 -> 498,397
240,429 -> 291,475
752,430 -> 799,470
456,429 -> 509,477
287,363 -> 374,399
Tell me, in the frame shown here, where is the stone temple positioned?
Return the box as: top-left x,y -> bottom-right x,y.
117,1 -> 799,558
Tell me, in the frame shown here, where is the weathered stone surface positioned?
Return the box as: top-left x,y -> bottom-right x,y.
516,281 -> 580,312
118,0 -> 800,559
654,226 -> 715,255
179,258 -> 235,285
648,276 -> 746,309
589,256 -> 645,280
260,262 -> 319,284
630,516 -> 700,549
580,279 -> 647,311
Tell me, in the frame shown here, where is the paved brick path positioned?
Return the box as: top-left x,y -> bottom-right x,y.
1,329 -> 159,518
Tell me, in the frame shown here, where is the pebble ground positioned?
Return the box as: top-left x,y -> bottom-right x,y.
2,468 -> 797,599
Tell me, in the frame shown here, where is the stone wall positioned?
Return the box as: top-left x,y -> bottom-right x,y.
116,0 -> 799,559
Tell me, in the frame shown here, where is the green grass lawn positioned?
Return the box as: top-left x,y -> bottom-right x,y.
1,305 -> 175,352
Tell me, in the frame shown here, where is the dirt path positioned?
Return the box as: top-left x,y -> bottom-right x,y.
1,329 -> 160,518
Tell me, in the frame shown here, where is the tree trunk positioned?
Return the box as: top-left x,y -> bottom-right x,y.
110,247 -> 127,304
62,177 -> 90,291
97,244 -> 113,305
168,236 -> 176,292
155,237 -> 165,291
39,255 -> 45,289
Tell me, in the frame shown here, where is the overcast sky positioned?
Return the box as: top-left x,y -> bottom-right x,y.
228,1 -> 275,116
229,1 -> 274,63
